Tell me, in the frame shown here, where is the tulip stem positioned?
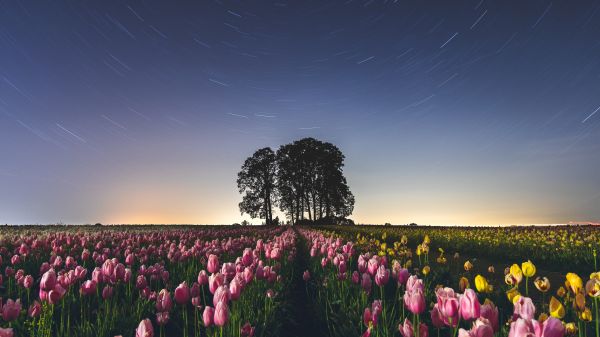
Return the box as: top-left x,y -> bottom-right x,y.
595,298 -> 599,337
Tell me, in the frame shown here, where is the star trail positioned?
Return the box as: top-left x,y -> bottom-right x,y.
1,0 -> 599,225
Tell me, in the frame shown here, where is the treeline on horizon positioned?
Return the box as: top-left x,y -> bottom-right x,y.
237,137 -> 355,226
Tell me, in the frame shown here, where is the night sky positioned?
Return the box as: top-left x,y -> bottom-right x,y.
1,1 -> 599,225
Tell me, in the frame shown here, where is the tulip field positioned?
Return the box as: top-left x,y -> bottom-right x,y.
0,225 -> 599,337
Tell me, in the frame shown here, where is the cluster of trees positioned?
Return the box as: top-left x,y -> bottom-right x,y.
237,138 -> 355,225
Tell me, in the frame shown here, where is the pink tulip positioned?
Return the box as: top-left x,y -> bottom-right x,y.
367,257 -> 379,276
404,289 -> 426,314
436,287 -> 459,327
243,267 -> 254,284
213,285 -> 230,306
459,289 -> 481,320
399,318 -> 429,337
136,275 -> 147,289
431,304 -> 445,328
102,259 -> 116,283
80,280 -> 97,296
28,300 -> 42,318
0,328 -> 14,337
480,301 -> 499,332
508,318 -> 536,337
513,297 -> 535,321
303,270 -> 311,281
397,268 -> 410,286
242,248 -> 253,266
135,319 -> 154,337
207,254 -> 219,274
156,311 -> 170,325
214,301 -> 229,327
458,318 -> 494,337
209,273 -> 224,294
11,255 -> 20,265
126,254 -> 135,266
375,265 -> 390,286
175,282 -> 191,305
363,307 -> 374,327
114,263 -> 126,281
1,299 -> 21,321
92,267 -> 103,283
102,285 -> 114,299
536,317 -> 565,337
406,275 -> 424,293
197,270 -> 208,285
241,322 -> 255,337
155,289 -> 173,312
221,262 -> 236,281
203,306 -> 214,327
23,274 -> 34,289
229,278 -> 242,301
40,269 -> 57,291
361,273 -> 372,294
358,255 -> 368,273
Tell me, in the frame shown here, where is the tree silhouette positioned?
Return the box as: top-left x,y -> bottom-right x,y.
237,138 -> 354,225
237,147 -> 277,225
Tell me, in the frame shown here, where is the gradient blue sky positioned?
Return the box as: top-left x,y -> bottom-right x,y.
1,1 -> 599,225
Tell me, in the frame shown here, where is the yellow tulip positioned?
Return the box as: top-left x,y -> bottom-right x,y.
475,275 -> 488,293
565,323 -> 577,335
557,286 -> 566,297
464,260 -> 473,272
522,260 -> 536,278
565,273 -> 583,294
506,287 -> 520,303
423,235 -> 431,244
534,277 -> 551,293
578,307 -> 592,322
549,296 -> 565,319
586,278 -> 600,297
510,264 -> 523,284
538,312 -> 548,323
459,276 -> 470,292
422,265 -> 430,276
574,292 -> 586,312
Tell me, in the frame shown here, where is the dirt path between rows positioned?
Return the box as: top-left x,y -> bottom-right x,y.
278,230 -> 328,337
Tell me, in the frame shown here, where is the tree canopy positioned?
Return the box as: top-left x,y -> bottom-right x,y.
237,138 -> 354,225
